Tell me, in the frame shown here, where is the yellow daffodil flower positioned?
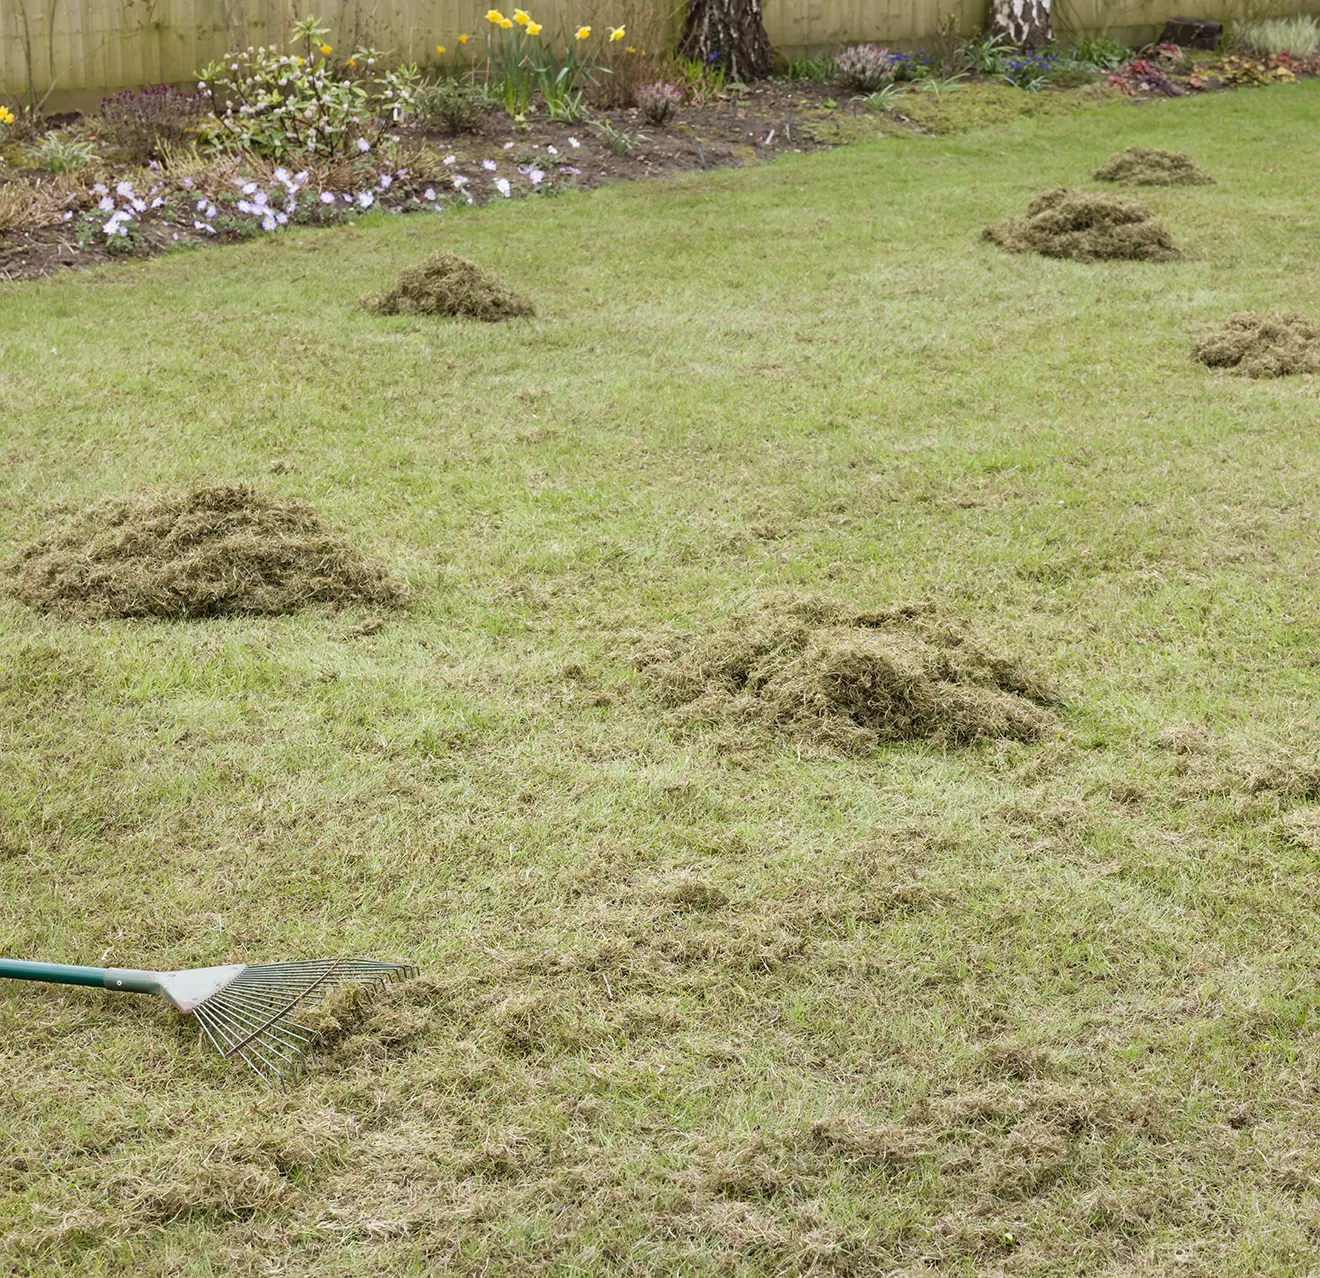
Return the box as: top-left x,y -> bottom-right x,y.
436,44 -> 446,54
575,25 -> 591,39
500,17 -> 513,27
513,9 -> 531,25
0,106 -> 14,125
626,45 -> 636,52
609,25 -> 625,40
527,21 -> 542,35
459,33 -> 469,43
487,9 -> 505,23
295,54 -> 305,63
347,57 -> 357,67
319,43 -> 332,54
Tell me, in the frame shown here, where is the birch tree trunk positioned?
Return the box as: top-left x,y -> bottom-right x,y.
680,0 -> 774,81
988,0 -> 1052,48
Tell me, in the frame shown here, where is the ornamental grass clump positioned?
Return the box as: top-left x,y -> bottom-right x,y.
1093,145 -> 1213,186
1193,312 -> 1320,378
983,187 -> 1180,262
6,485 -> 405,620
639,595 -> 1057,754
362,250 -> 535,320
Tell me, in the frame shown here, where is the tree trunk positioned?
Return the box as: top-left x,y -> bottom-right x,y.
988,0 -> 1052,48
680,0 -> 774,82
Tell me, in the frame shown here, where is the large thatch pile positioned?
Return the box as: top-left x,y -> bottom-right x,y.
983,188 -> 1180,262
1093,146 -> 1214,186
638,595 -> 1057,753
362,251 -> 535,320
1193,312 -> 1320,378
6,485 -> 405,619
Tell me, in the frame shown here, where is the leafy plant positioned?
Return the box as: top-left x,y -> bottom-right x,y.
545,87 -> 587,122
665,56 -> 727,104
99,84 -> 205,163
833,43 -> 903,91
919,70 -> 969,97
1233,15 -> 1320,58
859,83 -> 904,112
783,54 -> 834,83
198,20 -> 421,158
1068,36 -> 1133,70
637,81 -> 682,124
414,78 -> 487,132
28,131 -> 97,172
592,119 -> 646,154
956,33 -> 1016,75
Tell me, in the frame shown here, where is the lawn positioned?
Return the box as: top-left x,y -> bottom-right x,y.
4,81 -> 1320,1276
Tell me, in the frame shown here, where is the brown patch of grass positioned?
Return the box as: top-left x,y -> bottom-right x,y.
983,187 -> 1180,262
5,484 -> 405,620
639,594 -> 1057,753
1093,145 -> 1214,186
362,251 -> 535,321
1193,311 -> 1320,378
808,1116 -> 933,1169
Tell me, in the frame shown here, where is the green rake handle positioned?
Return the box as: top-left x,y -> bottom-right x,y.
0,958 -> 162,996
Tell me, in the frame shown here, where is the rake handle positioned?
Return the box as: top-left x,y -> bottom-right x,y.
0,958 -> 161,995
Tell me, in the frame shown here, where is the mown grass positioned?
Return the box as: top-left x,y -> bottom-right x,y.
3,83 -> 1320,1275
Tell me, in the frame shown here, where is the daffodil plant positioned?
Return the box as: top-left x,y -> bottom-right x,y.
480,9 -> 618,118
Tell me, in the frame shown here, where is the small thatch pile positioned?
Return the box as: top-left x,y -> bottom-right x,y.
362,251 -> 535,320
1093,146 -> 1214,186
1193,311 -> 1320,378
6,485 -> 405,619
638,595 -> 1057,754
983,187 -> 1180,262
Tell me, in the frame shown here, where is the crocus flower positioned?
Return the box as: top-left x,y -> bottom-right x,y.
568,136 -> 580,148
319,191 -> 335,205
241,181 -> 258,195
494,177 -> 511,197
483,159 -> 497,171
528,168 -> 545,185
558,165 -> 581,175
357,138 -> 371,152
379,174 -> 393,189
444,154 -> 456,165
99,196 -> 115,212
357,191 -> 375,208
92,183 -> 108,196
115,180 -> 134,196
424,188 -> 437,200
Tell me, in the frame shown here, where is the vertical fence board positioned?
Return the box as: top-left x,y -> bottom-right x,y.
5,0 -> 1320,108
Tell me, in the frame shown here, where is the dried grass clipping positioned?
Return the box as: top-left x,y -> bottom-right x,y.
983,187 -> 1180,262
362,250 -> 534,320
7,485 -> 406,619
639,595 -> 1057,754
1093,146 -> 1213,186
1193,311 -> 1320,378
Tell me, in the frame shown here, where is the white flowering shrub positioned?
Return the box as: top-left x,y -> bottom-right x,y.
198,18 -> 421,159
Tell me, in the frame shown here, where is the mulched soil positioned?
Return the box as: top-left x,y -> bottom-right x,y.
0,82 -> 844,283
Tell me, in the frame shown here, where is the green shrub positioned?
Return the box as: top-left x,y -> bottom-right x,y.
415,79 -> 487,133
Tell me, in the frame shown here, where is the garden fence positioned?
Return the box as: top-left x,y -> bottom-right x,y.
3,0 -> 1318,110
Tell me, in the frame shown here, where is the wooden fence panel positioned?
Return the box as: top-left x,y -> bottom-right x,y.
4,0 -> 1319,109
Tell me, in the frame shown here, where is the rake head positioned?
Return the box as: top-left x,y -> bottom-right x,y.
161,958 -> 416,1084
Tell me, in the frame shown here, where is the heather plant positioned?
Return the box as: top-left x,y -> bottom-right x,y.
99,85 -> 205,163
197,17 -> 422,158
834,44 -> 903,91
637,81 -> 682,124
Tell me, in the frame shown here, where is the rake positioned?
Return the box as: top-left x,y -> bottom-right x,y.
0,955 -> 417,1084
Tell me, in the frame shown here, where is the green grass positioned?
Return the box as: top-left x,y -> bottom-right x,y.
5,83 -> 1320,1275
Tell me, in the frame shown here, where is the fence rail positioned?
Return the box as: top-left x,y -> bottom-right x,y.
2,0 -> 1314,111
